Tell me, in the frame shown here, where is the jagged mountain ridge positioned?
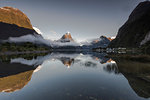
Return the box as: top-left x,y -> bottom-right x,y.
82,36 -> 112,49
91,36 -> 111,48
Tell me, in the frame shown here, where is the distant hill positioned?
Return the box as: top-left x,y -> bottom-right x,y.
109,1 -> 150,48
82,36 -> 112,49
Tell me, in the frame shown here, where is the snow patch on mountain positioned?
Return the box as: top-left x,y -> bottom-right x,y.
33,65 -> 42,73
111,36 -> 116,40
33,27 -> 43,35
140,31 -> 150,45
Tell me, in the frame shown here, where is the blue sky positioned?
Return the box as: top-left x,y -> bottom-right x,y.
0,0 -> 145,41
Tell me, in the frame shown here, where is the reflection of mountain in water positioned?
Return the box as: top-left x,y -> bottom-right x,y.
125,74 -> 150,98
105,58 -> 150,98
60,57 -> 74,68
103,63 -> 119,74
82,52 -> 109,64
0,70 -> 34,93
46,52 -> 110,68
1,52 -> 150,99
0,62 -> 35,78
0,54 -> 46,93
0,61 -> 37,93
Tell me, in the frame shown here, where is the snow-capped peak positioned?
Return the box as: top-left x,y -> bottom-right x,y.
33,27 -> 43,35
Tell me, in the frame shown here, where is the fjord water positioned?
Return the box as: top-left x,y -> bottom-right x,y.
0,52 -> 150,100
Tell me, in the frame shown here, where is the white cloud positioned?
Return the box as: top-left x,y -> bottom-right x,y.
5,34 -> 80,47
51,40 -> 80,47
6,34 -> 52,46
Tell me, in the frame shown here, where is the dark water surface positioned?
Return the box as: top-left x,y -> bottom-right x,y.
0,52 -> 150,100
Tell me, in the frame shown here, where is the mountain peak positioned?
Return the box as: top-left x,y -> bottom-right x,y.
61,58 -> 74,68
61,32 -> 74,41
0,6 -> 33,29
100,35 -> 114,41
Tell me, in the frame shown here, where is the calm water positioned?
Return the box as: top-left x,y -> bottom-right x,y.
0,52 -> 150,100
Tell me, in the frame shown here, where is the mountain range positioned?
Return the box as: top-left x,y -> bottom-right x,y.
81,36 -> 113,50
0,1 -> 150,52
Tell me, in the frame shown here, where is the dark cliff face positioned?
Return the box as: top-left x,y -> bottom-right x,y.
0,22 -> 37,40
0,7 -> 39,41
109,1 -> 150,48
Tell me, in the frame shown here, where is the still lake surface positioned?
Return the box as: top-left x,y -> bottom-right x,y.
0,52 -> 150,100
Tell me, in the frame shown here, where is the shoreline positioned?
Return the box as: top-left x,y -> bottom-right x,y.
0,50 -> 50,55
